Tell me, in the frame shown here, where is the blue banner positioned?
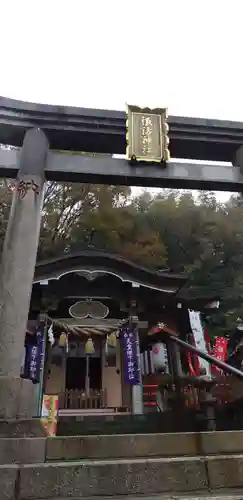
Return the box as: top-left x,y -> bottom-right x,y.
120,327 -> 140,385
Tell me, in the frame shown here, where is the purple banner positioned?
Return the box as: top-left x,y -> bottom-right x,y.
31,330 -> 44,383
28,344 -> 39,382
120,327 -> 140,385
23,330 -> 44,384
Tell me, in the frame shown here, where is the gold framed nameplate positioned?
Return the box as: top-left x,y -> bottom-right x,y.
126,104 -> 170,164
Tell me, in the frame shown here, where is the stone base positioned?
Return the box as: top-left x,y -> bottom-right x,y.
0,419 -> 46,437
0,464 -> 18,500
11,455 -> 243,498
0,437 -> 46,464
48,431 -> 243,462
2,444 -> 243,498
25,497 -> 243,500
18,457 -> 208,498
47,433 -> 199,461
0,376 -> 35,419
0,418 -> 46,466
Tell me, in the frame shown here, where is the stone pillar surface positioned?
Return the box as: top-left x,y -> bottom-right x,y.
0,128 -> 48,419
233,145 -> 243,173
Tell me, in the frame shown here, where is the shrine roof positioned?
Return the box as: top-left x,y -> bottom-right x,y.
34,250 -> 187,294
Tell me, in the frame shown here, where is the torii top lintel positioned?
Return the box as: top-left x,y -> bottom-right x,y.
1,96 -> 243,162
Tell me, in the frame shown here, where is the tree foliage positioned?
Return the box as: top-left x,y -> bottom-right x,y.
1,180 -> 243,335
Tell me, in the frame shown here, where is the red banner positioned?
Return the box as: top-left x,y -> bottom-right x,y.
212,337 -> 228,375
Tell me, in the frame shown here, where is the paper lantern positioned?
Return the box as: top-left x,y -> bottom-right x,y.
152,342 -> 168,372
85,337 -> 95,354
107,332 -> 117,348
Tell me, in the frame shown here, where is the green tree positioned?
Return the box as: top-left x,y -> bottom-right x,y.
1,176 -> 243,336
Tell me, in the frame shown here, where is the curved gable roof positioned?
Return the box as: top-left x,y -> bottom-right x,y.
34,250 -> 187,294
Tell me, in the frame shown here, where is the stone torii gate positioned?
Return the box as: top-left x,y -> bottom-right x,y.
1,97 -> 243,419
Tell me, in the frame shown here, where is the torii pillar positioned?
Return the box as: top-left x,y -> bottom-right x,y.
0,128 -> 48,419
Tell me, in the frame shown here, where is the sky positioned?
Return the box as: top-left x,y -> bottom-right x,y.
0,0 -> 242,202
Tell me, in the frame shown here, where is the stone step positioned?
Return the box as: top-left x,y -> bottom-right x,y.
0,436 -> 46,464
33,497 -> 243,500
0,418 -> 46,437
46,431 -> 243,462
2,455 -> 243,499
2,430 -> 243,465
57,411 -> 198,436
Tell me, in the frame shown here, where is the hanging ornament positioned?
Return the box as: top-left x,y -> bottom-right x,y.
85,337 -> 95,354
107,331 -> 117,348
48,323 -> 55,346
59,332 -> 67,347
